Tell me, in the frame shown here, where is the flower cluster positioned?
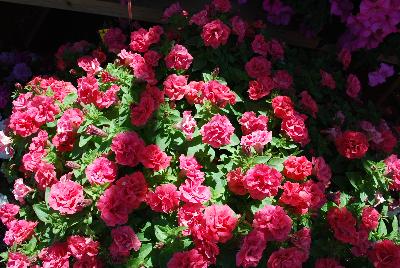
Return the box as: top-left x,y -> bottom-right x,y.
1,1 -> 399,267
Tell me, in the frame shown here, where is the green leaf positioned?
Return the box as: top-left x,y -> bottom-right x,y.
251,197 -> 273,214
253,155 -> 272,164
378,219 -> 388,237
79,135 -> 92,147
389,216 -> 399,240
63,92 -> 78,107
268,157 -> 285,171
128,243 -> 153,267
154,225 -> 169,243
33,203 -> 51,223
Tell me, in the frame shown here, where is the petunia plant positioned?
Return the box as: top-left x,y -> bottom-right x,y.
0,0 -> 399,267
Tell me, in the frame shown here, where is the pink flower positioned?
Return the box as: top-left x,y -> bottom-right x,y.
236,229 -> 267,268
243,164 -> 282,200
7,252 -> 30,268
165,44 -> 193,70
9,111 -> 39,137
141,144 -> 171,171
77,75 -> 99,105
68,235 -> 99,259
202,80 -> 236,108
167,249 -> 208,268
162,2 -> 182,20
130,95 -> 156,127
111,131 -> 145,167
185,81 -> 205,104
146,184 -> 180,213
56,108 -> 84,133
29,130 -> 48,153
97,185 -> 130,226
252,205 -> 292,241
77,56 -> 102,76
361,207 -> 380,231
4,220 -> 37,246
130,26 -> 163,53
0,203 -> 19,228
291,228 -> 311,252
248,77 -> 274,100
12,179 -> 33,204
327,207 -> 358,245
283,156 -> 312,181
34,162 -> 58,190
335,131 -> 369,159
104,28 -> 127,53
299,91 -> 318,118
245,56 -> 272,79
179,155 -> 203,174
268,39 -> 285,60
96,84 -> 120,109
320,70 -> 336,89
177,111 -> 197,140
203,204 -> 238,243
178,203 -> 205,236
272,96 -> 294,120
48,178 -> 85,215
85,157 -> 117,185
312,156 -> 332,186
179,179 -> 211,204
163,74 -> 188,101
267,247 -> 306,268
73,256 -> 103,268
346,74 -> 361,99
252,34 -> 268,56
115,172 -> 148,210
227,168 -> 247,195
368,240 -> 400,268
39,242 -> 71,268
200,114 -> 235,148
273,70 -> 292,90
212,0 -> 231,12
231,16 -> 247,43
338,48 -> 351,70
201,19 -> 231,48
29,95 -> 60,124
121,51 -> 157,85
281,114 -> 310,146
279,181 -> 312,214
315,258 -> 344,268
241,130 -> 272,154
239,112 -> 268,135
190,9 -> 209,26
144,50 -> 162,66
109,226 -> 141,257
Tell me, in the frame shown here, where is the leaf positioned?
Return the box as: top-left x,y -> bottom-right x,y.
154,225 -> 169,243
202,73 -> 213,82
378,219 -> 387,237
63,92 -> 78,107
230,134 -> 240,147
251,197 -> 273,214
346,172 -> 362,190
128,243 -> 153,267
79,135 -> 92,147
389,216 -> 399,240
33,203 -> 51,223
268,157 -> 285,171
253,155 -> 272,164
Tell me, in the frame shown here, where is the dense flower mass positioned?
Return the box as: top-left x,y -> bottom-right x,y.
1,1 -> 399,267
